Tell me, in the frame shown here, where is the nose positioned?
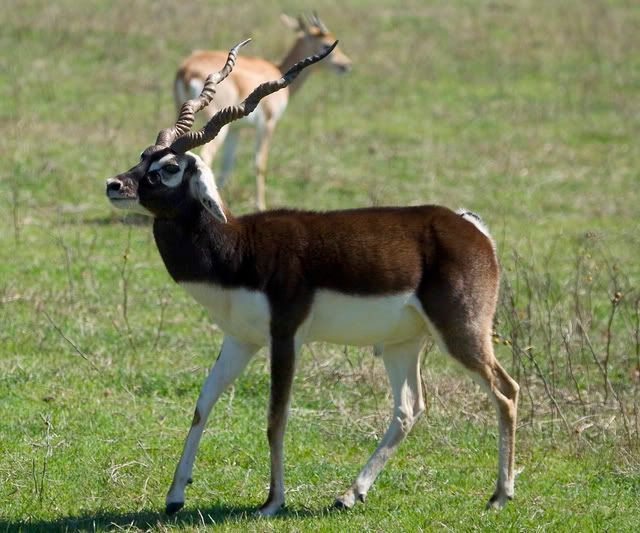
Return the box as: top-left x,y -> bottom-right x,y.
337,63 -> 351,74
106,178 -> 122,195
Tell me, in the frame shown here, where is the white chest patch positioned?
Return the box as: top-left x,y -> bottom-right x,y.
180,282 -> 271,346
180,283 -> 427,348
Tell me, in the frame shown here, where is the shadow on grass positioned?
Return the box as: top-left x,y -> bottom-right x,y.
1,503 -> 324,532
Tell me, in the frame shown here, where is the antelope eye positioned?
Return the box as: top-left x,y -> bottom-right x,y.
163,164 -> 180,174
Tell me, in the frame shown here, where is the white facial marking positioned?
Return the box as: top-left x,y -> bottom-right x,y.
149,153 -> 176,172
187,153 -> 227,223
108,198 -> 153,217
148,154 -> 186,188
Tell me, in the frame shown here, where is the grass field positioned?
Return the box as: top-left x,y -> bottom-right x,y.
1,0 -> 640,530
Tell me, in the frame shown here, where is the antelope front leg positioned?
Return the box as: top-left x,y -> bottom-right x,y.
165,335 -> 259,515
257,333 -> 298,516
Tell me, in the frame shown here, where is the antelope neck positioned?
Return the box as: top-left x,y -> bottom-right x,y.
152,207 -> 248,288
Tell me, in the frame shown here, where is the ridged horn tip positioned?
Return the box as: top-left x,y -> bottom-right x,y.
282,40 -> 338,80
232,38 -> 252,52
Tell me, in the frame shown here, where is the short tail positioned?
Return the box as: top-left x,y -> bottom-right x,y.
456,208 -> 495,250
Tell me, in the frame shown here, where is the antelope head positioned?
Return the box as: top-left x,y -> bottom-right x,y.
106,40 -> 338,220
280,12 -> 352,74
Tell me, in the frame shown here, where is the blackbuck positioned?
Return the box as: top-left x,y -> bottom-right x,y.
106,41 -> 519,517
174,13 -> 351,211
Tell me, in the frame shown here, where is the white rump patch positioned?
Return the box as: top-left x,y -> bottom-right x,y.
456,208 -> 495,249
174,79 -> 187,105
187,153 -> 227,223
188,78 -> 205,100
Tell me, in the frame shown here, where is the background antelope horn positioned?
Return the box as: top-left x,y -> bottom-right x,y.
155,38 -> 251,147
170,41 -> 338,154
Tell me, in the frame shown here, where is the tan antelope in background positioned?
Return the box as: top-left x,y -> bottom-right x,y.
107,41 -> 519,517
174,13 -> 352,210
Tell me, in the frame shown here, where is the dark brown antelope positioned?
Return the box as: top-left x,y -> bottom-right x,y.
174,13 -> 351,210
106,40 -> 518,517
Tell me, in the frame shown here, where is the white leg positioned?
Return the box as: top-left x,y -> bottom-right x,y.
474,361 -> 519,509
426,314 -> 519,510
165,335 -> 259,514
218,127 -> 239,188
336,337 -> 426,508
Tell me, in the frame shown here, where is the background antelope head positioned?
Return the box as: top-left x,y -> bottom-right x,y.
280,12 -> 352,74
173,13 -> 351,211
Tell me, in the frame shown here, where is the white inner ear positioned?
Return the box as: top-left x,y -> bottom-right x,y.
280,13 -> 300,30
187,153 -> 227,223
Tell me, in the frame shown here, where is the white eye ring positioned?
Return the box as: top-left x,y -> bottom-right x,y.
159,165 -> 184,188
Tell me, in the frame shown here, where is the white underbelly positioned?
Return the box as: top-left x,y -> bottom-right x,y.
306,290 -> 426,345
179,283 -> 426,347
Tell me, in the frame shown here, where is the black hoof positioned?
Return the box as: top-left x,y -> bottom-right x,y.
165,501 -> 184,515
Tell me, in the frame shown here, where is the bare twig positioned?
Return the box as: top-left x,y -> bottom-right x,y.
49,229 -> 75,303
11,181 -> 20,246
151,289 -> 170,351
577,319 -> 632,446
634,296 -> 640,372
120,226 -> 136,351
562,323 -> 585,408
43,310 -> 100,372
524,347 -> 571,434
32,414 -> 53,501
603,291 -> 623,402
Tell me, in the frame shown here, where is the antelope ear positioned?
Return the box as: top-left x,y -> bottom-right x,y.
280,13 -> 300,30
188,154 -> 227,223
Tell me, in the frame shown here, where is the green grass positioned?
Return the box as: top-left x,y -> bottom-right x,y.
1,0 -> 640,531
